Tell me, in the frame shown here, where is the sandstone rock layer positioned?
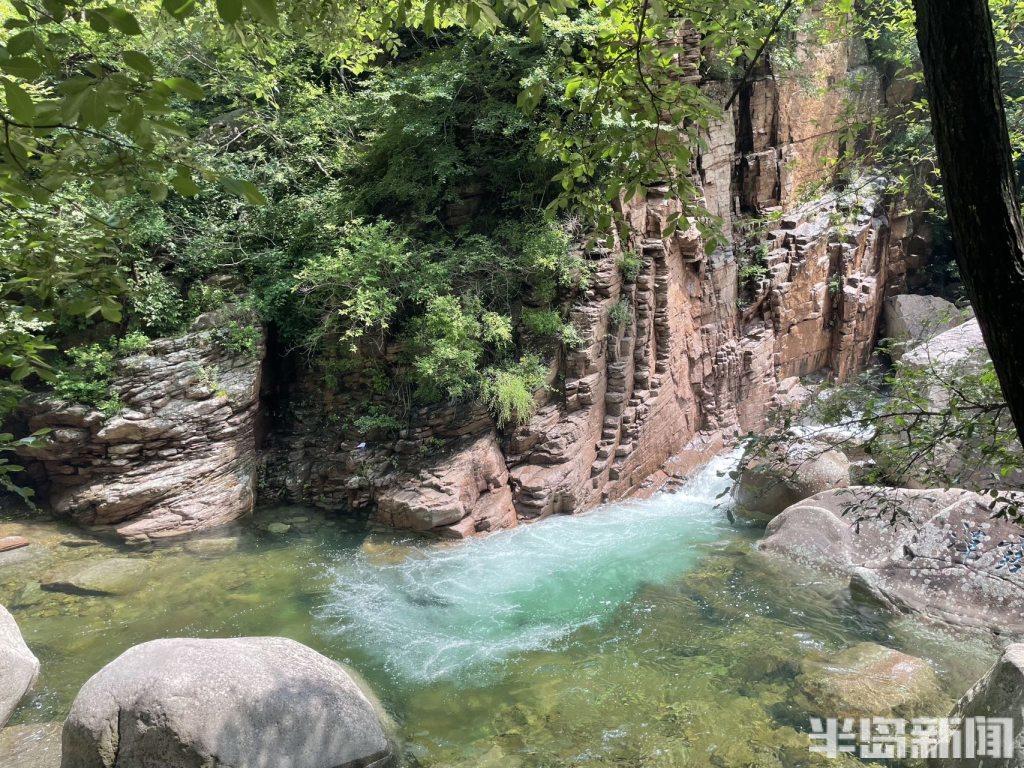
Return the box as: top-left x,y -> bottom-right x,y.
21,325 -> 264,543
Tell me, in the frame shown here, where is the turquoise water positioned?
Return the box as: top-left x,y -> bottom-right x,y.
0,451 -> 995,767
321,452 -> 737,683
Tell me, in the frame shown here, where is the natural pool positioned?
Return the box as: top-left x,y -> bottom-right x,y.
0,453 -> 997,767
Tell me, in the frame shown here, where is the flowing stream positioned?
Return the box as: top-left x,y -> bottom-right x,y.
0,452 -> 995,767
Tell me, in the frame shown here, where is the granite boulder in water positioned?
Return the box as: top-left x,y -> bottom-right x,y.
0,604 -> 40,728
795,642 -> 947,719
733,440 -> 851,524
938,643 -> 1024,767
760,487 -> 1024,634
61,636 -> 396,768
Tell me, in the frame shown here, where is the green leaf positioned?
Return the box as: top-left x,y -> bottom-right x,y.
0,57 -> 42,79
215,0 -> 243,23
85,9 -> 111,32
122,51 -> 154,78
161,0 -> 196,20
244,0 -> 277,25
146,180 -> 169,202
163,77 -> 205,100
170,166 -> 201,196
103,7 -> 142,35
6,30 -> 35,56
221,177 -> 267,205
99,300 -> 122,323
3,80 -> 34,124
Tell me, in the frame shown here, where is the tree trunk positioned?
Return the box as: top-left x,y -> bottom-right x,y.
913,0 -> 1024,446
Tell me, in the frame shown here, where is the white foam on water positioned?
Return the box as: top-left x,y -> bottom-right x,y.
320,449 -> 741,683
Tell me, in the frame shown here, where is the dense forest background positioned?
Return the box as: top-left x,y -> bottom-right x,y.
1,0 -> 1023,498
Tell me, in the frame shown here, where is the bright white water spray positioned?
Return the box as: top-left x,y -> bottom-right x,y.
321,449 -> 742,683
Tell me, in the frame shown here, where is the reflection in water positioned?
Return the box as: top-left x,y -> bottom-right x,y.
0,451 -> 997,768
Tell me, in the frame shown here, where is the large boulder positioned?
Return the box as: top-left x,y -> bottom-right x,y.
760,487 -> 1024,633
882,294 -> 963,359
733,440 -> 851,523
0,605 -> 40,728
938,644 -> 1024,767
902,317 -> 987,370
795,642 -> 947,719
61,637 -> 396,768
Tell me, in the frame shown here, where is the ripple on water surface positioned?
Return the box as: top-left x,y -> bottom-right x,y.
320,452 -> 741,683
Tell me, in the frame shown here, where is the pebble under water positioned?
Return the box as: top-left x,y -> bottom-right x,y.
0,452 -> 997,767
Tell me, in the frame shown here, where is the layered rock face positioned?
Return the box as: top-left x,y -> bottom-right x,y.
17,24 -> 929,540
263,31 -> 928,536
20,324 -> 264,543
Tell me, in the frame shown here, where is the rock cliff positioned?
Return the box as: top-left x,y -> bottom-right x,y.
18,320 -> 264,543
260,32 -> 928,536
14,25 -> 930,541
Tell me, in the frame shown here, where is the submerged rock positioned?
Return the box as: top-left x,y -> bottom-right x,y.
41,558 -> 148,597
182,536 -> 240,557
0,605 -> 40,728
733,441 -> 851,524
796,642 -> 946,718
0,536 -> 29,553
61,636 -> 396,768
0,722 -> 61,768
760,487 -> 1024,633
938,643 -> 1024,767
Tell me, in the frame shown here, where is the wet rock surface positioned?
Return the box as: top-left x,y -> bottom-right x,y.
795,641 -> 947,718
0,721 -> 61,768
41,558 -> 149,597
760,487 -> 1024,634
61,636 -> 397,768
0,605 -> 39,728
939,643 -> 1024,767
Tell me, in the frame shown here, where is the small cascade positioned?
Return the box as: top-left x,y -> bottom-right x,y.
320,450 -> 741,684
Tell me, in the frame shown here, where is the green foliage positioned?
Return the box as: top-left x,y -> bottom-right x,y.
128,269 -> 184,336
53,344 -> 121,416
352,411 -> 404,437
410,296 -> 487,402
481,355 -> 548,428
608,298 -> 632,330
617,251 -> 642,284
737,241 -> 770,295
521,307 -> 584,349
292,219 -> 417,353
51,332 -> 151,415
210,321 -> 261,358
116,330 -> 151,355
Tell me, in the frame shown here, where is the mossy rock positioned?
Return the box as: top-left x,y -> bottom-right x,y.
795,642 -> 948,719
